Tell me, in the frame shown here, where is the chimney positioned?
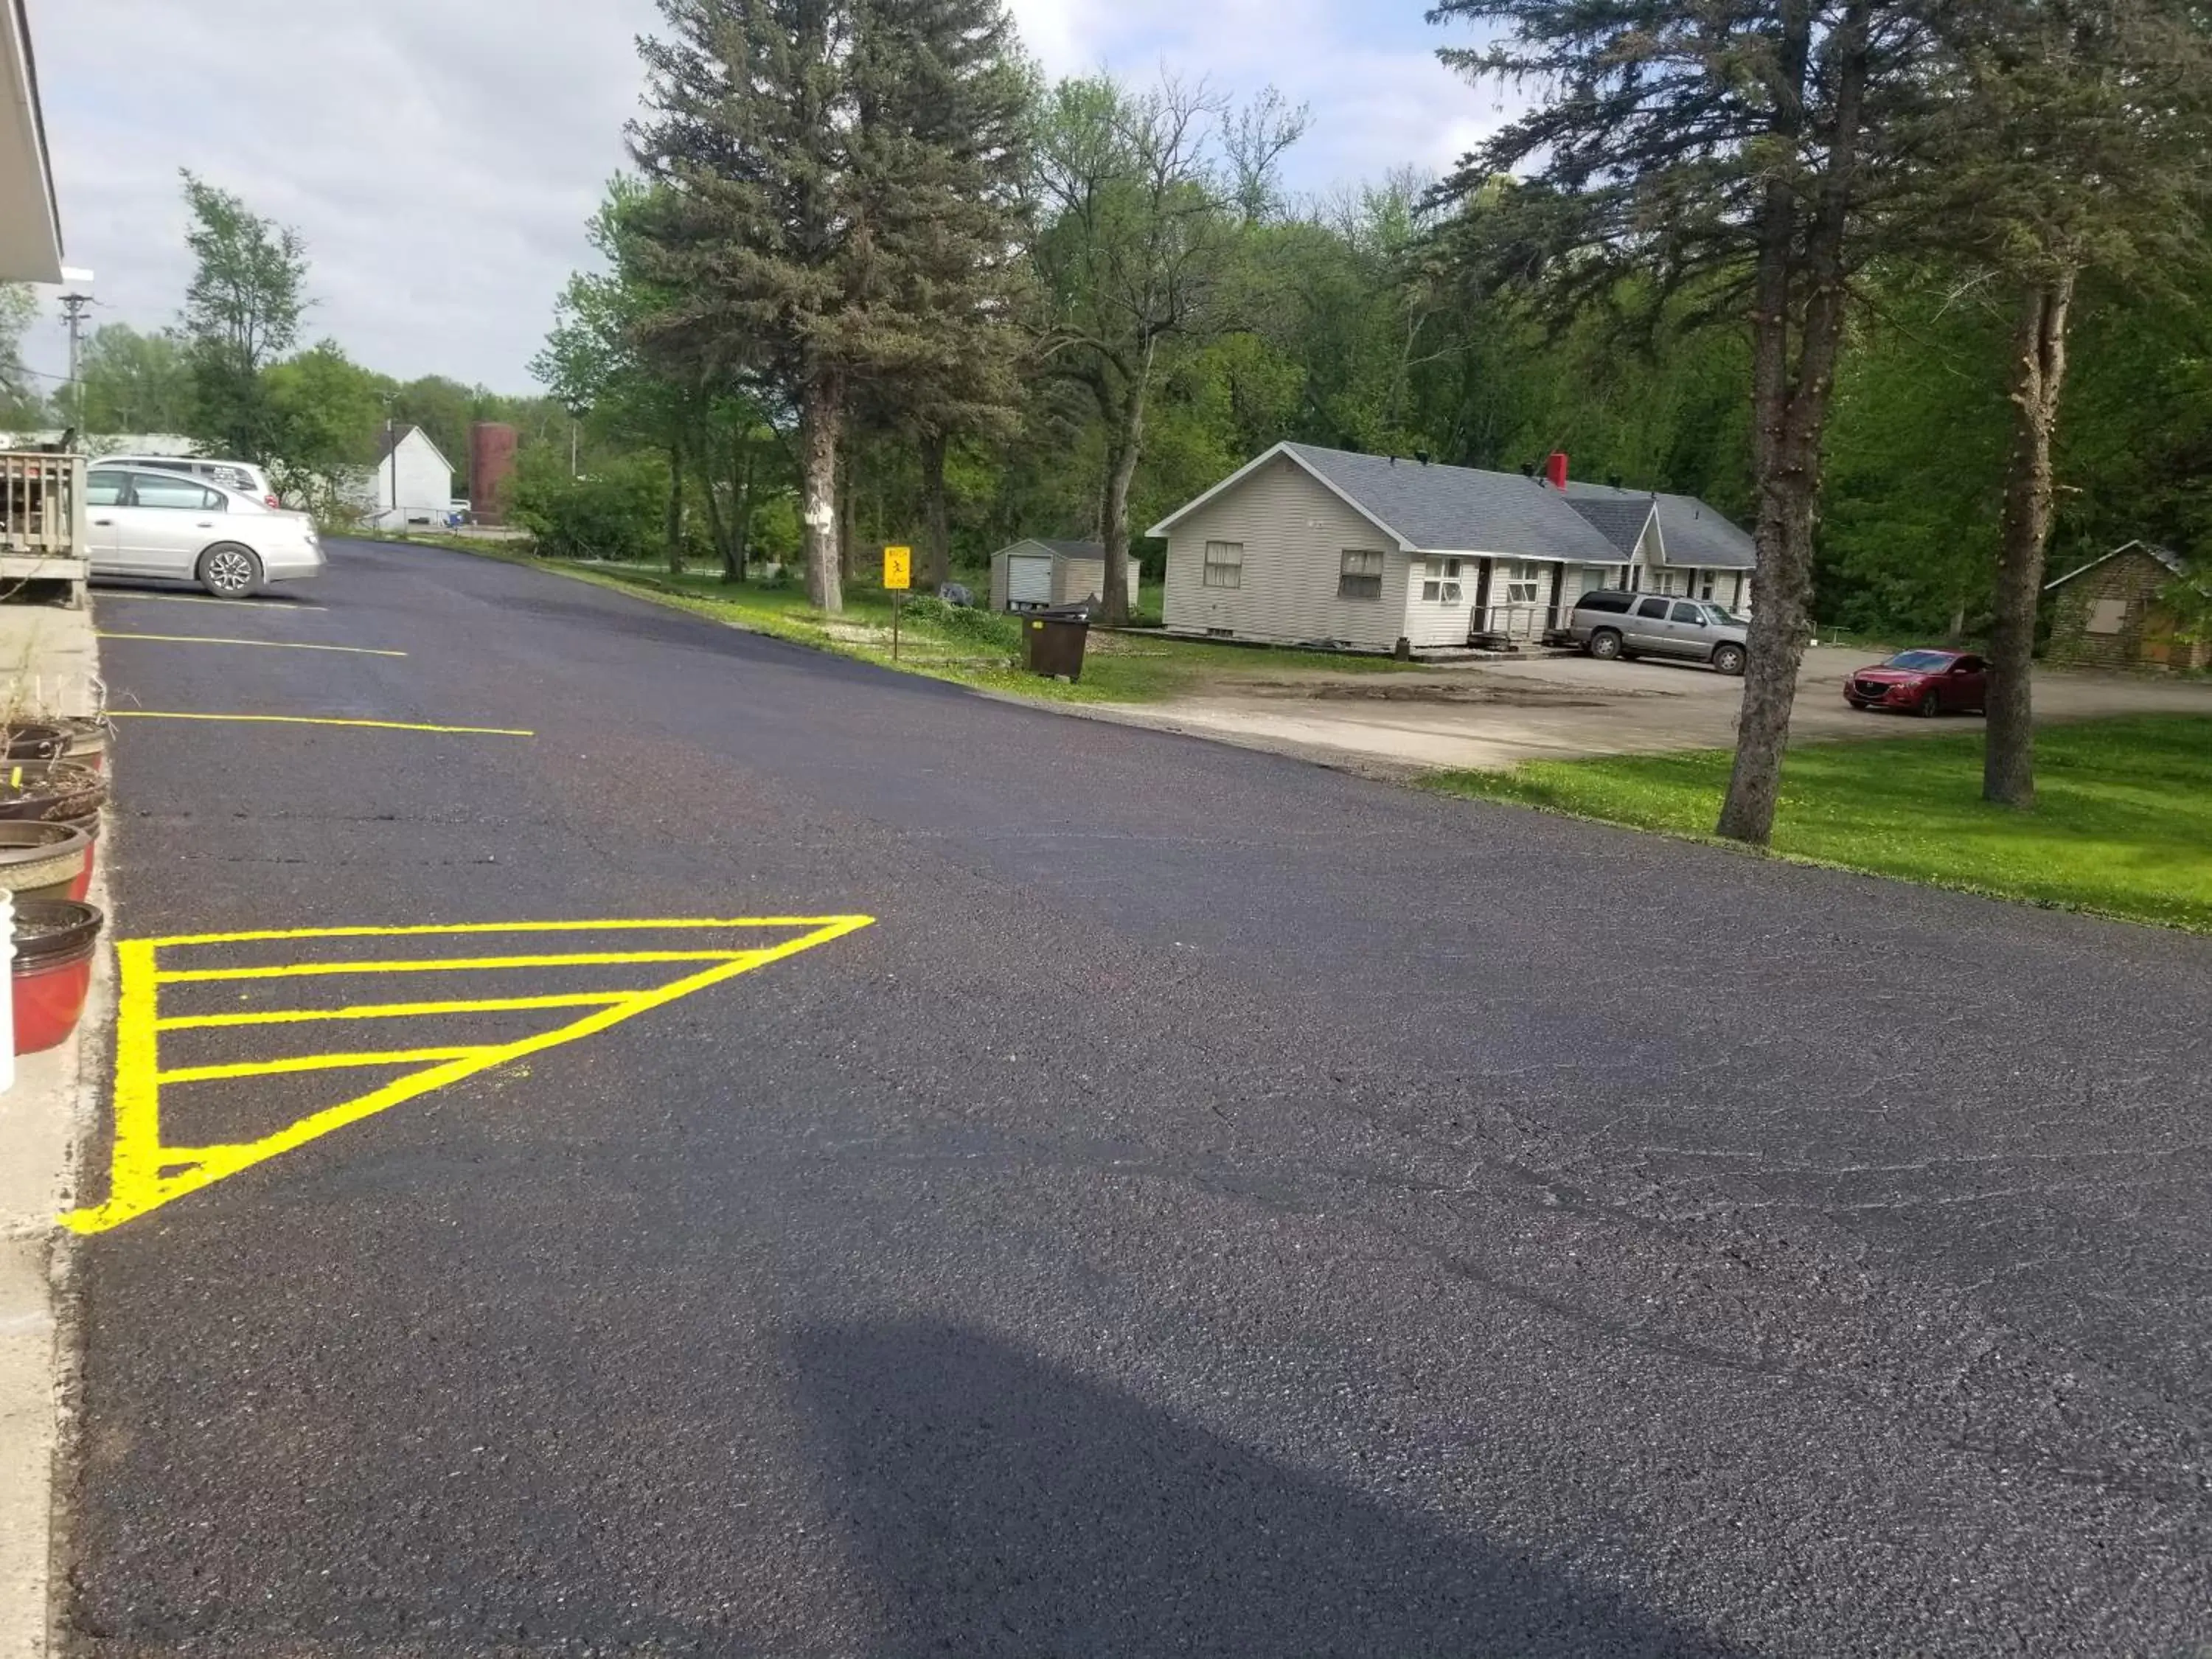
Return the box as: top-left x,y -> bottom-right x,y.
1546,451 -> 1569,491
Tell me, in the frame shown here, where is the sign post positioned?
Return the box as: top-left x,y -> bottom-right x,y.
883,545 -> 912,661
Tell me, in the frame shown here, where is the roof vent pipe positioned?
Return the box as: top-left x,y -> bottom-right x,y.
1546,451 -> 1569,491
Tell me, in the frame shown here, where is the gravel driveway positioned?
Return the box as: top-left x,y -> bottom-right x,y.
1099,644 -> 2212,773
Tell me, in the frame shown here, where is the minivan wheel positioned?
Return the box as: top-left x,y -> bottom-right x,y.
197,543 -> 262,599
1588,629 -> 1624,661
1711,641 -> 1747,676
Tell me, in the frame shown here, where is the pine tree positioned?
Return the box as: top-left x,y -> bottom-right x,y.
630,0 -> 1029,611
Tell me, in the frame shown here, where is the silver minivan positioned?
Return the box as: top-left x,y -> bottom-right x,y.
1570,589 -> 1749,675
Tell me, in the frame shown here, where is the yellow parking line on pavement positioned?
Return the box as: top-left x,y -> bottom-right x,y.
97,592 -> 330,612
157,992 -> 635,1032
97,632 -> 406,658
154,949 -> 764,985
146,918 -> 869,947
156,1046 -> 493,1085
109,712 -> 532,737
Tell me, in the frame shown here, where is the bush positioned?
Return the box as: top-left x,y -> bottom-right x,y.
904,594 -> 1022,650
510,453 -> 666,562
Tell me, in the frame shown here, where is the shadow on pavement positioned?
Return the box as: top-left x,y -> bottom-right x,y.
793,1321 -> 1745,1658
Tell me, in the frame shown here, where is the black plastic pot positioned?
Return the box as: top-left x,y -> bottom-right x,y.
0,760 -> 105,823
0,821 -> 90,903
1,724 -> 69,761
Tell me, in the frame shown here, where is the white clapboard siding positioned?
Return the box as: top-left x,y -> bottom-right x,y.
1400,553 -> 1478,648
1161,455 -> 1411,650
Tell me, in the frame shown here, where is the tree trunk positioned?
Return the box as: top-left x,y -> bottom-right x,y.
838,461 -> 859,583
799,373 -> 844,613
1716,0 -> 1864,848
726,437 -> 754,585
1985,270 -> 2076,808
920,428 -> 951,591
1099,377 -> 1148,627
700,442 -> 730,577
666,442 -> 686,575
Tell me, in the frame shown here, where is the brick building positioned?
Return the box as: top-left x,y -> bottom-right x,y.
2043,540 -> 2208,671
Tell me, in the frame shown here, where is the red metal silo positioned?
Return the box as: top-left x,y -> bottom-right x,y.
470,422 -> 519,525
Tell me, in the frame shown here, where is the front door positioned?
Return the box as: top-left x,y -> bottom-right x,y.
113,470 -> 226,577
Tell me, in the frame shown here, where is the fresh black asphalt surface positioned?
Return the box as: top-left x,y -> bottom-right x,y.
66,540 -> 2211,1655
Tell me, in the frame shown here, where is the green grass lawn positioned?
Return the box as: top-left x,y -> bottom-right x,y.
425,546 -> 1421,704
1425,716 -> 2212,933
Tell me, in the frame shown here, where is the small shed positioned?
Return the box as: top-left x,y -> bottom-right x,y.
364,425 -> 456,532
989,538 -> 1142,613
2044,540 -> 2208,670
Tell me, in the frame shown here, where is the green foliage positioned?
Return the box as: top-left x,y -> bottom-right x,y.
69,324 -> 193,434
0,285 -> 44,424
178,171 -> 310,460
510,450 -> 669,562
1427,717 -> 2212,933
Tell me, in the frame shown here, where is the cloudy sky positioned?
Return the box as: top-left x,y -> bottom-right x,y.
27,0 -> 1512,394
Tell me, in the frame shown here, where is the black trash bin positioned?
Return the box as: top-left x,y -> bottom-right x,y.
1022,604 -> 1093,682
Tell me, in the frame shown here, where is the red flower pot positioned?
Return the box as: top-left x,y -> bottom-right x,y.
57,813 -> 98,900
13,899 -> 102,1054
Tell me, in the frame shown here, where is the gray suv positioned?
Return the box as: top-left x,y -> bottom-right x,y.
1569,590 -> 1749,675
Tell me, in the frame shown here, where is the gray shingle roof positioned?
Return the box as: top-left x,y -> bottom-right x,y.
1564,481 -> 1756,570
1283,444 -> 1626,563
1041,539 -> 1106,560
1562,493 -> 1655,556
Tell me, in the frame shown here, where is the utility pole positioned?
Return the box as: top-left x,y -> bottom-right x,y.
57,268 -> 94,429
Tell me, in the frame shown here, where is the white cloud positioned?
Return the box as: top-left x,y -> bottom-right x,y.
23,0 -> 1514,394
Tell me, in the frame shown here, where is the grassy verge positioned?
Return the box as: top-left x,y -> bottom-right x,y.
407,543 -> 1421,704
1425,715 -> 2212,933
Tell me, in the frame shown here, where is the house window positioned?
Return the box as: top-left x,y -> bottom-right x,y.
1339,549 -> 1385,600
1420,556 -> 1464,604
1699,571 -> 1717,600
1503,560 -> 1542,605
2088,597 -> 2129,635
1203,540 -> 1243,589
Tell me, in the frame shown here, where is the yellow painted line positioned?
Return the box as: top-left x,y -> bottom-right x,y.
60,914 -> 877,1234
156,1047 -> 493,1085
98,631 -> 407,658
157,992 -> 634,1031
147,917 -> 870,948
110,712 -> 532,737
98,591 -> 330,612
155,950 -> 762,985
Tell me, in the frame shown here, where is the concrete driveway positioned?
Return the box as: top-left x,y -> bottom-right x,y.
1105,644 -> 2212,773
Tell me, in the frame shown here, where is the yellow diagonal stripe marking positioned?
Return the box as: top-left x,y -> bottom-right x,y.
98,633 -> 407,657
159,993 -> 634,1032
157,1047 -> 495,1085
60,916 -> 874,1235
110,712 -> 533,737
155,950 -> 759,984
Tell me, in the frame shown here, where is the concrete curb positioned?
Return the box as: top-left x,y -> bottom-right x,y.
0,599 -> 105,1659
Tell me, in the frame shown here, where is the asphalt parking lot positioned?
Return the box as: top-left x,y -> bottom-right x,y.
62,543 -> 2212,1657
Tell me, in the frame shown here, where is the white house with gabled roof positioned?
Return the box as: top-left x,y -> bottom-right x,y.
1149,442 -> 1757,653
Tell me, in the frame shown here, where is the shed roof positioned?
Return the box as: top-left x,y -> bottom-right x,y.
2044,539 -> 2190,590
995,538 -> 1124,562
375,423 -> 454,473
1148,442 -> 1753,568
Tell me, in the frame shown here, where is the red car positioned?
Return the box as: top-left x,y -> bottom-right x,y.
1845,649 -> 1988,716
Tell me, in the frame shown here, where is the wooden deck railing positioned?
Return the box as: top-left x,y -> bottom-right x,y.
0,452 -> 85,557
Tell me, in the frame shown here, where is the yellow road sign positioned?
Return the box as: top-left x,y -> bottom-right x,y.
61,914 -> 874,1234
883,545 -> 911,591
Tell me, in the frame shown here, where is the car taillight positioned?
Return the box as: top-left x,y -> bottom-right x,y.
265,494 -> 280,509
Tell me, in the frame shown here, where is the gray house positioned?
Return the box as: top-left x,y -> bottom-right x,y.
1150,443 -> 1756,652
989,538 -> 1142,613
